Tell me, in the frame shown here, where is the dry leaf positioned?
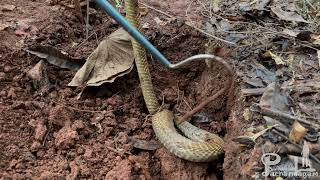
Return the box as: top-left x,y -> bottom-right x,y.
271,6 -> 309,23
69,28 -> 134,86
260,82 -> 291,112
129,137 -> 161,151
282,29 -> 299,37
263,50 -> 285,65
26,45 -> 84,71
250,0 -> 271,10
289,121 -> 308,143
311,34 -> 320,45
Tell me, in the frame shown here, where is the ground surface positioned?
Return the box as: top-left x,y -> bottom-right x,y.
0,0 -> 319,179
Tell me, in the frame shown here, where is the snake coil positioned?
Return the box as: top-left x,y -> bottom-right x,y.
125,0 -> 233,162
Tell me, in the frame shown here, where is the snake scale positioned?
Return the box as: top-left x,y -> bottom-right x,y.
125,0 -> 233,162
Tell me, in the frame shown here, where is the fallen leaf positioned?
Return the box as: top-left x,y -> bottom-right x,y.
243,77 -> 265,87
282,77 -> 320,94
259,81 -> 291,112
250,0 -> 271,10
289,121 -> 308,143
282,29 -> 299,37
69,28 -> 134,86
211,0 -> 221,12
129,137 -> 161,151
271,6 -> 309,23
262,50 -> 285,65
26,45 -> 85,71
311,34 -> 320,45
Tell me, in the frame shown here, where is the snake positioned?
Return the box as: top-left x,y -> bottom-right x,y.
125,0 -> 233,162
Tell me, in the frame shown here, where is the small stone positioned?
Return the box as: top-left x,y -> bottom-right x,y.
0,90 -> 6,97
34,122 -> 47,141
55,125 -> 79,149
30,141 -> 42,152
28,119 -> 37,127
48,105 -> 73,127
71,120 -> 85,130
0,72 -> 6,81
7,88 -> 16,99
3,65 -> 12,73
77,146 -> 85,154
9,159 -> 18,169
23,151 -> 36,162
36,150 -> 45,158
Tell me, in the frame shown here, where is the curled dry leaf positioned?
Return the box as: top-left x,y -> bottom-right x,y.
262,50 -> 285,65
129,137 -> 161,151
289,121 -> 308,144
271,6 -> 309,23
69,28 -> 134,86
26,45 -> 84,71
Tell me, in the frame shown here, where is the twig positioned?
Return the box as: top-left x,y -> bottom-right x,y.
250,104 -> 320,129
232,21 -> 319,51
304,0 -> 317,11
241,88 -> 266,96
86,0 -> 90,39
175,56 -> 234,124
74,0 -> 84,24
138,2 -> 236,45
272,129 -> 320,165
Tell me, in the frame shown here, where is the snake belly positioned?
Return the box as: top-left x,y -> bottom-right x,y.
125,0 -> 224,162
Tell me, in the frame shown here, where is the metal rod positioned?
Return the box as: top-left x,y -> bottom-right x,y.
95,0 -> 224,69
95,0 -> 173,67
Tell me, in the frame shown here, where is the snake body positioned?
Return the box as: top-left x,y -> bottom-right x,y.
125,0 -> 226,162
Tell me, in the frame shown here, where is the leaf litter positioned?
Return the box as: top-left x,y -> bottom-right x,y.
68,28 -> 134,86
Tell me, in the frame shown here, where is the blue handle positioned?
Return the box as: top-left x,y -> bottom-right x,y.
95,0 -> 173,68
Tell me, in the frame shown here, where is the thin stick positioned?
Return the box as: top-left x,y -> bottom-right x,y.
176,56 -> 234,124
138,2 -> 236,46
74,0 -> 84,24
272,129 -> 320,165
250,104 -> 320,129
86,0 -> 90,39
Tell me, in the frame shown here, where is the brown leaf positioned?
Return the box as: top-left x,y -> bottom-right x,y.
68,28 -> 134,86
289,121 -> 308,143
129,137 -> 161,151
26,45 -> 84,71
259,82 -> 291,112
262,50 -> 286,65
271,6 -> 309,23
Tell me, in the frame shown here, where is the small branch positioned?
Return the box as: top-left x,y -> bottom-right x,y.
86,0 -> 90,39
241,88 -> 266,96
250,104 -> 320,129
175,56 -> 235,124
74,0 -> 84,24
272,129 -> 320,165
